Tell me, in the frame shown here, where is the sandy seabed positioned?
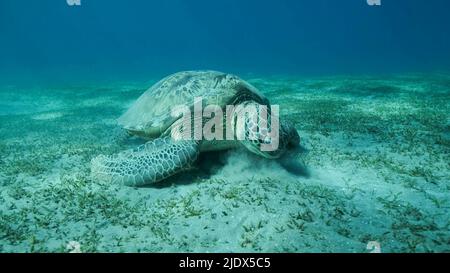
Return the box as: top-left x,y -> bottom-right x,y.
0,73 -> 449,252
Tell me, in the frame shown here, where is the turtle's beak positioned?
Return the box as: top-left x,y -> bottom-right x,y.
277,145 -> 309,177
277,121 -> 309,176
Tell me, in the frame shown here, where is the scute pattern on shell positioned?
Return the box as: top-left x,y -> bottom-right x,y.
117,70 -> 265,138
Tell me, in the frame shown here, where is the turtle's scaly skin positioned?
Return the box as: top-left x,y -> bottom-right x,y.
91,138 -> 199,186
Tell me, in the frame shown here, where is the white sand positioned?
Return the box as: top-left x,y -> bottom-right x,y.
0,75 -> 449,253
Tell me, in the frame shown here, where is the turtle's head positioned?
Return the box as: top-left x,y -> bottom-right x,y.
280,121 -> 300,151
277,121 -> 309,176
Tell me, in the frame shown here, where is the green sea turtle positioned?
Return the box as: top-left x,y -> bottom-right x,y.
91,71 -> 304,186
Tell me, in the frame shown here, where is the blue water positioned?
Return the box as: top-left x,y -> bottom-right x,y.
1,0 -> 450,83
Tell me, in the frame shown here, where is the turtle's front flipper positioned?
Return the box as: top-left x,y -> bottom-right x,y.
91,137 -> 200,186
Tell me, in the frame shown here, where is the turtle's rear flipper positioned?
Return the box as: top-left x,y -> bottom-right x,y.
91,137 -> 200,186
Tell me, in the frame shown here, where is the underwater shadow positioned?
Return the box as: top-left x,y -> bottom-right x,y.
143,151 -> 228,189
280,160 -> 311,178
144,150 -> 311,189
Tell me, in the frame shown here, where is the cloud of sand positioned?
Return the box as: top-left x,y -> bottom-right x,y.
211,150 -> 298,183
